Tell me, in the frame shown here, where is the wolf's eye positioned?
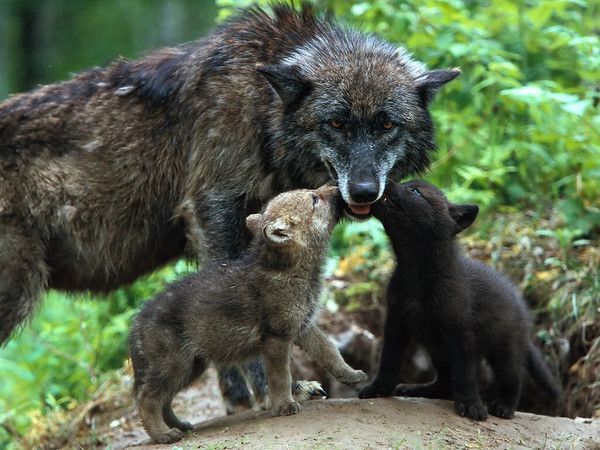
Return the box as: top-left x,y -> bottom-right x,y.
329,119 -> 344,130
382,121 -> 394,130
411,187 -> 423,197
311,194 -> 319,207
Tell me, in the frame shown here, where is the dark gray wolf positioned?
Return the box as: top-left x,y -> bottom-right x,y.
0,3 -> 457,408
358,180 -> 561,420
129,185 -> 367,443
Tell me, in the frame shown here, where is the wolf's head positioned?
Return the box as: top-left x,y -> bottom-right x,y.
373,179 -> 478,240
258,29 -> 458,219
246,185 -> 341,259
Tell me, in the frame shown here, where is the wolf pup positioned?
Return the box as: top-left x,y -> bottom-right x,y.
358,180 -> 561,420
129,185 -> 367,443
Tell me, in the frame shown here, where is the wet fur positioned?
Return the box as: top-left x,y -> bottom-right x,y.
129,186 -> 367,443
358,180 -> 561,421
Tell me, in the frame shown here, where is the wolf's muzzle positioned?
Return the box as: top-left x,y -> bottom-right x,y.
349,180 -> 379,204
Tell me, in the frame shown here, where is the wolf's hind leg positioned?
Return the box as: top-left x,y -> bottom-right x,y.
243,358 -> 268,407
0,224 -> 47,345
218,366 -> 254,415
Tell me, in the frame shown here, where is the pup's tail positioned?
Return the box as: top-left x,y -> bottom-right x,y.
526,342 -> 562,400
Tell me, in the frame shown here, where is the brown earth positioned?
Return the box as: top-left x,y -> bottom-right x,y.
107,368 -> 598,450
132,397 -> 599,450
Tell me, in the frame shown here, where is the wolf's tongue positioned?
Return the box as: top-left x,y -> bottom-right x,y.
349,204 -> 371,215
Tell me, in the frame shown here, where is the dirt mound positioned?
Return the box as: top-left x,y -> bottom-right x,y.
133,397 -> 598,449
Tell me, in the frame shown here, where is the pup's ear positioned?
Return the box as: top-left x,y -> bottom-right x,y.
246,213 -> 263,235
263,218 -> 293,247
256,64 -> 312,109
416,68 -> 460,104
449,203 -> 479,234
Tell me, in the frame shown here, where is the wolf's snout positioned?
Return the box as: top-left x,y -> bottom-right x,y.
349,180 -> 379,204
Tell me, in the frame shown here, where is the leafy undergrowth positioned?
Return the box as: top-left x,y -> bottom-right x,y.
3,209 -> 597,449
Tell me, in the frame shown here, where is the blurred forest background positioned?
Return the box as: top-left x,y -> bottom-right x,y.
0,0 -> 598,448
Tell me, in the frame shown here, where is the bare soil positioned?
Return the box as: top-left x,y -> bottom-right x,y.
112,369 -> 598,450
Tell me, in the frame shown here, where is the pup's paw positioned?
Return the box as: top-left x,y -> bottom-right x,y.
455,400 -> 488,421
273,400 -> 300,417
150,428 -> 183,444
174,420 -> 193,432
488,400 -> 515,419
338,369 -> 368,385
358,381 -> 395,399
292,380 -> 327,402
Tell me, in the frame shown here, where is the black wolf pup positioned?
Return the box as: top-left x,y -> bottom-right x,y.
359,180 -> 561,420
129,185 -> 367,443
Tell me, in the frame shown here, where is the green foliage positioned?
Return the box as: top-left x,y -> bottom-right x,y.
323,0 -> 599,235
0,261 -> 193,446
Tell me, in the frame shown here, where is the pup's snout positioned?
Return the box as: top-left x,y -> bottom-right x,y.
316,184 -> 339,198
349,180 -> 379,204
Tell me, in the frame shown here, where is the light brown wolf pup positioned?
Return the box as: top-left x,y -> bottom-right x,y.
128,185 -> 367,443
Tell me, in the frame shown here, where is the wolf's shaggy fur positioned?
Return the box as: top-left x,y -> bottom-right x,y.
0,3 -> 457,406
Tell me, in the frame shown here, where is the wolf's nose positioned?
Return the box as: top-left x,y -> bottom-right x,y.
349,181 -> 379,203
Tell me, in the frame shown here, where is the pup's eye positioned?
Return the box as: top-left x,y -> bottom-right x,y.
382,121 -> 394,130
411,187 -> 423,197
311,194 -> 319,207
329,119 -> 343,130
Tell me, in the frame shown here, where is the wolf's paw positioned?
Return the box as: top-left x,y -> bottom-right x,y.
273,400 -> 300,417
455,400 -> 488,421
150,428 -> 183,444
338,369 -> 368,385
358,381 -> 395,399
488,400 -> 515,419
292,380 -> 326,401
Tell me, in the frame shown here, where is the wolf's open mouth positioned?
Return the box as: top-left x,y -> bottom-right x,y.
344,204 -> 372,220
348,204 -> 371,215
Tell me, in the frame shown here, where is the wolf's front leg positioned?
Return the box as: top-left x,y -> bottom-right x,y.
262,337 -> 299,416
297,326 -> 368,384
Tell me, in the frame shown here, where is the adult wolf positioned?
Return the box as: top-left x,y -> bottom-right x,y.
0,3 -> 458,409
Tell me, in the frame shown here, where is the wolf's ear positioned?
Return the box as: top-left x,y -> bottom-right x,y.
256,64 -> 312,110
449,203 -> 478,234
246,213 -> 263,235
416,68 -> 460,104
263,218 -> 293,247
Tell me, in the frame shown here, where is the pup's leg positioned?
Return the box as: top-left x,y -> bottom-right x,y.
262,337 -> 298,416
297,326 -> 367,385
0,224 -> 47,345
138,373 -> 183,444
395,354 -> 452,399
162,356 -> 208,431
360,308 -> 410,398
135,349 -> 198,443
487,351 -> 523,419
451,336 -> 488,421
